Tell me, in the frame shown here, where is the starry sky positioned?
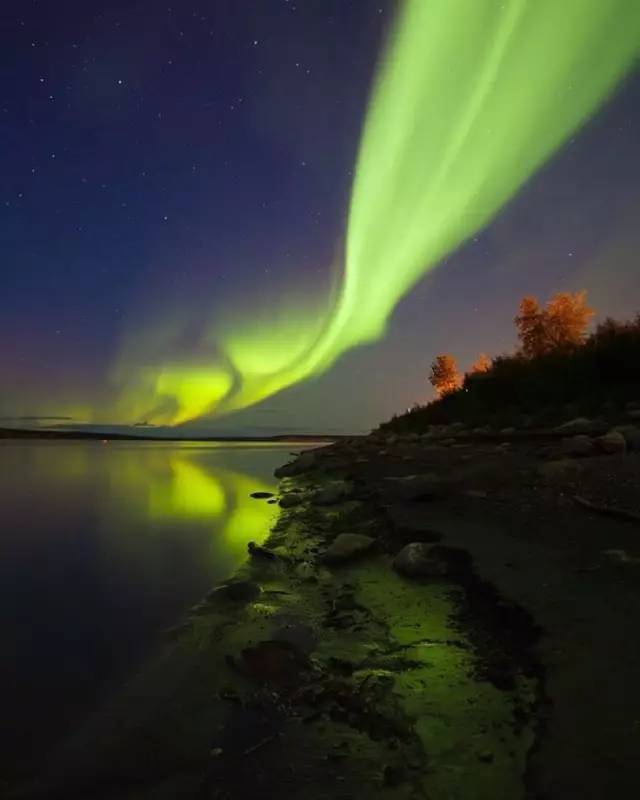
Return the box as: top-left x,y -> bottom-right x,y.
2,1 -> 639,435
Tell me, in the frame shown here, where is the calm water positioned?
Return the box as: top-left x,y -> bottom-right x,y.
0,439 -> 308,772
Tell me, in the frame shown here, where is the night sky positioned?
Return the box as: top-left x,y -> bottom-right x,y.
2,1 -> 639,435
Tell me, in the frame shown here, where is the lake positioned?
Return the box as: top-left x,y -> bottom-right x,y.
0,439 -> 311,776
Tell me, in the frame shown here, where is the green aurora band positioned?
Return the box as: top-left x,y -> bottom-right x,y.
117,0 -> 640,426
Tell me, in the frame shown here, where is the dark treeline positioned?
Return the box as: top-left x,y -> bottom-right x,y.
382,293 -> 640,433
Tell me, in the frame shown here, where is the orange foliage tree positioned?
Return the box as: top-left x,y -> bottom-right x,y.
429,354 -> 461,397
515,290 -> 594,358
470,353 -> 491,373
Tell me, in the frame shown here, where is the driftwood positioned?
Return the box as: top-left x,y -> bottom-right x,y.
572,495 -> 640,525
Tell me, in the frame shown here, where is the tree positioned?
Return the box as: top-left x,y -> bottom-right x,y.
514,296 -> 546,358
470,353 -> 491,374
429,354 -> 460,397
515,291 -> 594,358
544,290 -> 594,348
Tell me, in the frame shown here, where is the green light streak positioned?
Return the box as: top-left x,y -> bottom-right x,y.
117,0 -> 640,425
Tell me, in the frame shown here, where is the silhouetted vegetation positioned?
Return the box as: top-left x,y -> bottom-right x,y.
383,292 -> 640,433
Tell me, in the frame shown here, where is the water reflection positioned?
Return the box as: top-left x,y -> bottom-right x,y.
0,440 -> 292,774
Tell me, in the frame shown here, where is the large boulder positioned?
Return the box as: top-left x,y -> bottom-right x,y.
312,481 -> 352,506
597,430 -> 626,454
561,435 -> 595,458
322,533 -> 375,564
615,426 -> 640,452
555,417 -> 594,434
274,450 -> 317,478
279,492 -> 303,509
393,543 -> 471,579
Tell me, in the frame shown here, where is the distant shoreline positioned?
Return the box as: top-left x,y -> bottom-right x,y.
0,426 -> 348,443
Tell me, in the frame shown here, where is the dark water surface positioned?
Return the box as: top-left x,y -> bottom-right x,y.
0,439 -> 306,774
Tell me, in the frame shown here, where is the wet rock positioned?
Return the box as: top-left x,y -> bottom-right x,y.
279,492 -> 303,509
322,533 -> 376,564
555,417 -> 594,434
500,427 -> 516,435
478,749 -> 494,763
597,430 -> 626,454
393,542 -> 471,579
274,450 -> 317,478
207,580 -> 261,604
312,481 -> 352,505
465,489 -> 488,499
250,491 -> 274,499
561,434 -> 595,457
248,541 -> 278,560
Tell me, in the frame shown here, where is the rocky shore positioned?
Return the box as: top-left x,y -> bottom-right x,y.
10,424 -> 640,799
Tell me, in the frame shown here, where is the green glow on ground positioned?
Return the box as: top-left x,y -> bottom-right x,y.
117,0 -> 639,425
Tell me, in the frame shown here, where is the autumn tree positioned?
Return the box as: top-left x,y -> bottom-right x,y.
515,290 -> 594,358
514,296 -> 546,358
470,353 -> 491,374
429,354 -> 461,397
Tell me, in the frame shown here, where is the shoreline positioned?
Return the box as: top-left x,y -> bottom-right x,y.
0,426 -> 345,443
9,430 -> 640,798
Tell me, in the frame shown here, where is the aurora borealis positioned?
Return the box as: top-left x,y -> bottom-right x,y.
2,1 -> 640,435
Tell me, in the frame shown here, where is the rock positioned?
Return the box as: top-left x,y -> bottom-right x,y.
250,491 -> 274,499
555,417 -> 594,434
274,450 -> 317,478
499,427 -> 516,435
625,401 -> 640,412
537,459 -> 582,480
312,481 -> 352,505
381,473 -> 445,502
597,430 -> 626,454
627,409 -> 640,421
279,492 -> 303,509
561,434 -> 595,457
207,580 -> 261,604
393,543 -> 471,579
478,750 -> 494,763
447,422 -> 465,433
615,426 -> 640,451
322,533 -> 375,564
248,541 -> 278,560
603,549 -> 640,566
